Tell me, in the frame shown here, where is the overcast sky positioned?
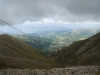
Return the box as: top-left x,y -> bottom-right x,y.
0,0 -> 100,25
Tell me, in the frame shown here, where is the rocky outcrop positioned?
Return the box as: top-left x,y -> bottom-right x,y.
0,66 -> 100,75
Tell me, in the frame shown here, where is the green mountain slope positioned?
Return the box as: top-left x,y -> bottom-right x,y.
50,32 -> 100,66
0,34 -> 58,69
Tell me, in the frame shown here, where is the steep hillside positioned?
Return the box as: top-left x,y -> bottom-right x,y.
0,34 -> 45,59
50,32 -> 100,66
0,34 -> 58,69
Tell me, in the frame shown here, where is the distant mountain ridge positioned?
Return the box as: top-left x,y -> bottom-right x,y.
50,32 -> 100,66
14,28 -> 100,55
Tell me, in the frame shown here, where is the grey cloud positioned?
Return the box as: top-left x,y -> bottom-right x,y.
0,0 -> 57,24
0,0 -> 100,25
54,0 -> 100,22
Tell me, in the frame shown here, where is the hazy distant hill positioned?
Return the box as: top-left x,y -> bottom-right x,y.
14,28 -> 100,55
0,34 -> 58,69
13,35 -> 53,54
50,32 -> 100,66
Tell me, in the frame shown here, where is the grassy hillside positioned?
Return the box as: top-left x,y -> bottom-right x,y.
0,34 -> 59,69
0,34 -> 45,60
50,32 -> 100,66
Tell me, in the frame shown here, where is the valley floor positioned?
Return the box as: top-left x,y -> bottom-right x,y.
0,66 -> 100,75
